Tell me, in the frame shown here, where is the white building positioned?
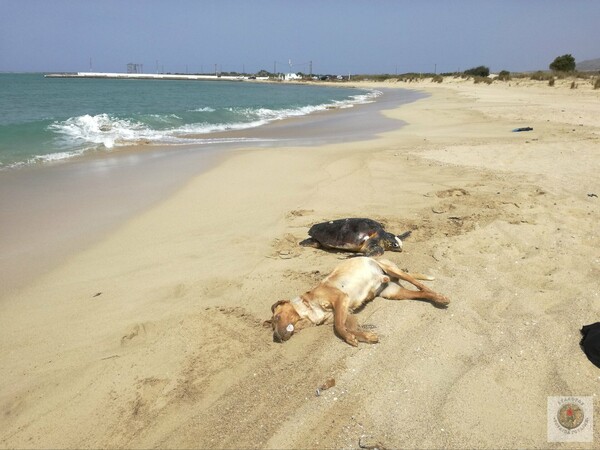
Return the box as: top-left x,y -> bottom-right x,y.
284,73 -> 302,81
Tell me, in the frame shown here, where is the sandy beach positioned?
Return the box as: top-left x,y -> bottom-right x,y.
1,76 -> 599,448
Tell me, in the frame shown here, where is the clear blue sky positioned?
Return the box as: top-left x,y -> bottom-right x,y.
1,0 -> 598,74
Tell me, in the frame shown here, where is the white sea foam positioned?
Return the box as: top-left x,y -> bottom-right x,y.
190,107 -> 216,112
31,150 -> 87,164
41,89 -> 383,164
48,114 -> 163,149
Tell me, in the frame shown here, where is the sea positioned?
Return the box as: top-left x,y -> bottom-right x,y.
0,74 -> 427,293
0,73 -> 380,169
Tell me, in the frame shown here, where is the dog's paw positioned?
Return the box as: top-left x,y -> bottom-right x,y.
344,333 -> 359,347
362,331 -> 379,344
435,294 -> 450,306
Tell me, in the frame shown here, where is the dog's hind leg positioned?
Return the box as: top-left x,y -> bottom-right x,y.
345,314 -> 378,344
376,259 -> 432,291
379,282 -> 449,306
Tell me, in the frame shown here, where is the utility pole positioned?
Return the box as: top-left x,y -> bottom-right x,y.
215,64 -> 217,76
309,61 -> 312,77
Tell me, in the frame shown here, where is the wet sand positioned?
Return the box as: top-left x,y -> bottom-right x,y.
1,77 -> 599,449
0,88 -> 421,295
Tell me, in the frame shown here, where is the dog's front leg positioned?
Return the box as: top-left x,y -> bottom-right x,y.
332,293 -> 359,347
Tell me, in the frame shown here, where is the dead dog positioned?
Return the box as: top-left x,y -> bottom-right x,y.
265,257 -> 449,346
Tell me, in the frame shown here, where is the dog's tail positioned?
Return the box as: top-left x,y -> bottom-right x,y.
407,272 -> 435,281
375,259 -> 434,290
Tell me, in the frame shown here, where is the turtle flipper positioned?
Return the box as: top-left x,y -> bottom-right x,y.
363,242 -> 384,257
299,237 -> 321,248
397,230 -> 412,241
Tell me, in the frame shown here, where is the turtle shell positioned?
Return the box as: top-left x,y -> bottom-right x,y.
307,218 -> 385,250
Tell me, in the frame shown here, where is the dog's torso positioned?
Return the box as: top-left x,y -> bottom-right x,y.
293,257 -> 390,324
323,257 -> 390,306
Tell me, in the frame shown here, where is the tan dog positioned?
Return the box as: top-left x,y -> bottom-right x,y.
265,257 -> 449,346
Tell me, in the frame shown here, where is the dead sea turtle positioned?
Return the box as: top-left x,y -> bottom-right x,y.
299,218 -> 411,256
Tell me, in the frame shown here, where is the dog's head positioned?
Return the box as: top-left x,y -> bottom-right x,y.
264,300 -> 305,343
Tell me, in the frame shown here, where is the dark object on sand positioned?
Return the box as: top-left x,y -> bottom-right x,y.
299,218 -> 410,256
512,127 -> 533,132
580,322 -> 600,368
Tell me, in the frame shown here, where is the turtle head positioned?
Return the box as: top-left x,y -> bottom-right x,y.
384,230 -> 412,252
383,232 -> 403,252
264,300 -> 302,343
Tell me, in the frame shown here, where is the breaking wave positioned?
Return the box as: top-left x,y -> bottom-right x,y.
35,89 -> 383,166
48,90 -> 381,148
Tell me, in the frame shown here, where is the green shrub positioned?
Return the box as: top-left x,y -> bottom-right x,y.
473,76 -> 493,84
497,70 -> 511,81
432,75 -> 443,83
594,78 -> 600,89
464,66 -> 490,77
548,78 -> 555,86
570,81 -> 577,89
530,71 -> 553,81
550,54 -> 576,72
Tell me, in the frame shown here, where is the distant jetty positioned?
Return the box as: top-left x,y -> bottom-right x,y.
44,72 -> 264,81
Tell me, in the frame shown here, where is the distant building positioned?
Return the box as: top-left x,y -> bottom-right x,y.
284,73 -> 302,81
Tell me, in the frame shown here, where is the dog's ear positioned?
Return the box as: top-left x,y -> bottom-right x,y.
270,300 -> 288,313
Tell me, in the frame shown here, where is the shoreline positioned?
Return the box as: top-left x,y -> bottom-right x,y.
1,78 -> 599,448
0,87 -> 422,296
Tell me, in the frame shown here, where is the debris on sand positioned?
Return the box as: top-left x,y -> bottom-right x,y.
315,377 -> 336,396
359,434 -> 386,450
512,127 -> 533,132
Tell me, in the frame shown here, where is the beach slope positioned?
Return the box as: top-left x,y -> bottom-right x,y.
1,78 -> 599,448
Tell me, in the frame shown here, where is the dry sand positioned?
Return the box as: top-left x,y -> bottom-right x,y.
1,77 -> 600,449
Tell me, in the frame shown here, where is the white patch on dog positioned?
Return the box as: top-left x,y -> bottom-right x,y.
395,236 -> 403,248
286,324 -> 294,332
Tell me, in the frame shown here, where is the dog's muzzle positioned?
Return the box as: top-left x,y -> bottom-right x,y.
273,323 -> 294,343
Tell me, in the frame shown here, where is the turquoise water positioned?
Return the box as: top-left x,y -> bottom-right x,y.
0,73 -> 378,168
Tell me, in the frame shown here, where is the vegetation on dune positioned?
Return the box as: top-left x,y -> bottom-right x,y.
473,76 -> 493,84
550,54 -> 576,72
497,70 -> 511,81
530,71 -> 554,81
244,56 -> 598,88
464,66 -> 490,77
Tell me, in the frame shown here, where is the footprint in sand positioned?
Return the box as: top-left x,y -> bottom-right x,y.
121,323 -> 149,346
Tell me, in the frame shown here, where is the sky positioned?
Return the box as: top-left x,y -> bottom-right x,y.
1,0 -> 599,75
